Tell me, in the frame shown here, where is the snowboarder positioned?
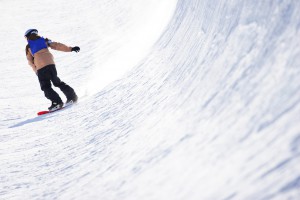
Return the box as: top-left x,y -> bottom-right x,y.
24,29 -> 80,111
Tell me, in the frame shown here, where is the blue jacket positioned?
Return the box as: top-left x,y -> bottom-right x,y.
28,37 -> 47,55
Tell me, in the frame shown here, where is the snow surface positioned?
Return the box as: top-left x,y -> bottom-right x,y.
1,0 -> 300,199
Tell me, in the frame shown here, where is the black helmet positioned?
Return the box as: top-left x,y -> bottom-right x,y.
24,29 -> 38,37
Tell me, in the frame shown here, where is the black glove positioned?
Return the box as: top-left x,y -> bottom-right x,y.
71,46 -> 80,53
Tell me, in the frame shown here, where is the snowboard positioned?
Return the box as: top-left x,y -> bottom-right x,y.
37,102 -> 74,116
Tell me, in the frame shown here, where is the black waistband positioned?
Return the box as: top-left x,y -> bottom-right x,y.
37,64 -> 56,72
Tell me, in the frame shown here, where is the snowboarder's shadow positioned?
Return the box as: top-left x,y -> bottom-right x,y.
9,115 -> 54,128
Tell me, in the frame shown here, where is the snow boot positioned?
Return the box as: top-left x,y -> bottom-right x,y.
66,95 -> 78,104
48,102 -> 63,111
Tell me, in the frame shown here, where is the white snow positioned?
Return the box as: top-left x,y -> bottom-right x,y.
1,0 -> 300,199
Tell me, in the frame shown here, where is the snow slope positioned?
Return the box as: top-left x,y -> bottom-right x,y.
1,0 -> 300,199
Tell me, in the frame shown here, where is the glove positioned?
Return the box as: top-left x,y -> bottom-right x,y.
71,46 -> 80,53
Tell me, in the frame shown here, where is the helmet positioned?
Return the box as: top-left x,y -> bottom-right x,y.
24,29 -> 38,37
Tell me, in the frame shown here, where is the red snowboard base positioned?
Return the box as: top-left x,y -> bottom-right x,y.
37,103 -> 73,116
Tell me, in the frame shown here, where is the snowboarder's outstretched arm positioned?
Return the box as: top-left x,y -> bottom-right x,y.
48,41 -> 71,52
47,39 -> 80,53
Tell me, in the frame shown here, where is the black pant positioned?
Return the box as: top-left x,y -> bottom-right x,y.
37,64 -> 76,103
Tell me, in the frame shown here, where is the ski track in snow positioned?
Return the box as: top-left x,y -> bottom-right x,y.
1,0 -> 300,199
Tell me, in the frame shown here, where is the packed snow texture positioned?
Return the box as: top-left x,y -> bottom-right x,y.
1,0 -> 300,199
